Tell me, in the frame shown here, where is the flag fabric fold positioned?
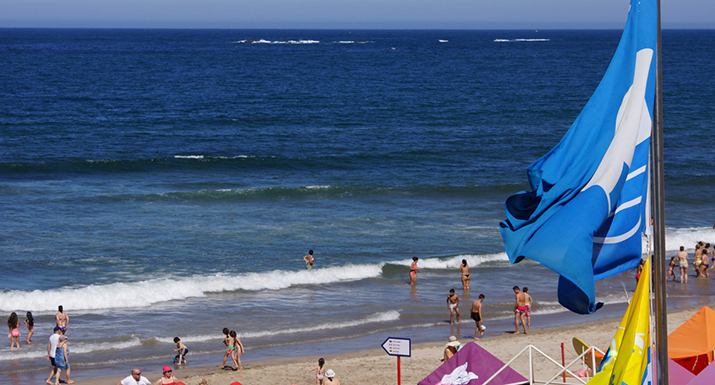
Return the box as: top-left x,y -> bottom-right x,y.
499,0 -> 657,314
588,258 -> 651,385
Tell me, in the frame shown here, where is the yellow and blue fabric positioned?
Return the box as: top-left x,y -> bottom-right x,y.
588,257 -> 651,385
499,0 -> 657,314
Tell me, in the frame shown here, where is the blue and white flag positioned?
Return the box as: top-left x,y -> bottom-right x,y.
499,0 -> 657,314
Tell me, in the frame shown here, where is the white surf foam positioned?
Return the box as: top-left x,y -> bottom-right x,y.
0,337 -> 142,361
154,310 -> 400,344
391,253 -> 509,269
174,155 -> 204,159
0,263 -> 384,312
494,39 -> 550,42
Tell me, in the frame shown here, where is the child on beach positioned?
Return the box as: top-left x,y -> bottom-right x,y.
220,328 -> 232,369
447,289 -> 460,325
173,337 -> 188,364
7,312 -> 20,348
666,257 -> 677,281
305,357 -> 326,385
24,311 -> 34,344
230,330 -> 245,371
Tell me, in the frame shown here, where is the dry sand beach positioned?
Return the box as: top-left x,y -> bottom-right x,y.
71,303 -> 714,385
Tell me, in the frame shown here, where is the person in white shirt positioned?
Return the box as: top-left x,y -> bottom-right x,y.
45,326 -> 62,384
117,368 -> 151,385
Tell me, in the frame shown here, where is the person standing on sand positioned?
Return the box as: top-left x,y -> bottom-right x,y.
447,289 -> 460,325
522,287 -> 533,330
305,357 -> 326,385
513,286 -> 528,334
230,330 -> 245,371
470,294 -> 485,338
677,246 -> 688,283
459,259 -> 470,290
55,306 -> 69,333
304,250 -> 314,270
409,257 -> 419,285
117,368 -> 151,385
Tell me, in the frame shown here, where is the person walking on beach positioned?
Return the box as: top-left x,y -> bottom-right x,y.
523,287 -> 533,330
154,366 -> 179,385
7,312 -> 20,348
305,357 -> 326,385
55,306 -> 69,333
409,257 -> 419,285
54,335 -> 74,385
677,246 -> 688,283
230,330 -> 245,371
470,294 -> 485,338
304,250 -> 314,270
24,311 -> 35,344
459,259 -> 470,290
513,286 -> 528,335
219,327 -> 232,369
46,326 -> 62,384
117,368 -> 151,385
447,289 -> 460,325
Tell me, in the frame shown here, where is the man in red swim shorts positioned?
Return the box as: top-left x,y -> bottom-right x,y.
513,286 -> 528,335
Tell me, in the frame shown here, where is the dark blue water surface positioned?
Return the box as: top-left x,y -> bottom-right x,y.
1,29 -> 714,383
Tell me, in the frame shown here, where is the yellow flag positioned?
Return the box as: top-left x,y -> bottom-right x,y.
588,257 -> 650,385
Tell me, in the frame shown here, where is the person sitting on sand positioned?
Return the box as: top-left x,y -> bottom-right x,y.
173,337 -> 188,364
324,369 -> 340,385
305,357 -> 326,385
117,368 -> 151,385
441,336 -> 461,361
154,366 -> 180,385
447,289 -> 460,325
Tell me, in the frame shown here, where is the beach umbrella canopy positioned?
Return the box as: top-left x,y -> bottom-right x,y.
687,360 -> 715,385
668,307 -> 715,375
667,358 -> 695,385
418,342 -> 527,385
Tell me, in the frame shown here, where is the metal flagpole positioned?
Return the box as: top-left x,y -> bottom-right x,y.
652,0 -> 668,384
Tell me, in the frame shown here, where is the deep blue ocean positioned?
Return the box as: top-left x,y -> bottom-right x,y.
1,29 -> 714,383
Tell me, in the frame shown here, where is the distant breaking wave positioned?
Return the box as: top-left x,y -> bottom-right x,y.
155,310 -> 400,344
494,39 -> 550,43
235,39 -> 320,44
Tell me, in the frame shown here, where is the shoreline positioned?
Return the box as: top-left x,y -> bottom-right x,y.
70,302 -> 715,385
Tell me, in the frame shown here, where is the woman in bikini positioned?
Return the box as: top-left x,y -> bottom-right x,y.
694,244 -> 703,278
701,244 -> 711,279
7,312 -> 20,348
305,357 -> 326,385
154,366 -> 179,385
409,257 -> 419,285
459,259 -> 470,290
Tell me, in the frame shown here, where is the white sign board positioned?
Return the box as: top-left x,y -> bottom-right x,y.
381,337 -> 411,357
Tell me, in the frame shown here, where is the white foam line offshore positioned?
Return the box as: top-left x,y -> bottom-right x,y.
390,253 -> 509,269
0,337 -> 142,362
154,310 -> 400,344
0,263 -> 385,312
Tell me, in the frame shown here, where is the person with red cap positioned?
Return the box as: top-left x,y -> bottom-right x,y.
153,366 -> 180,385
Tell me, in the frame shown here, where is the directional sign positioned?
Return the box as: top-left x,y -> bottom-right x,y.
381,337 -> 411,357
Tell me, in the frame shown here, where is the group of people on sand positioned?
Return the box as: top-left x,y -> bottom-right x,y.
305,357 -> 341,385
667,242 -> 714,283
411,257 -> 534,338
219,327 -> 245,371
115,366 -> 184,385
